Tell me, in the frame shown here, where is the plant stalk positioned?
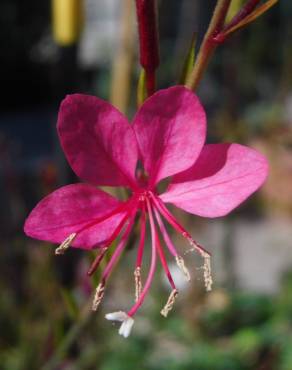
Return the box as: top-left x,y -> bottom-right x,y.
185,0 -> 231,91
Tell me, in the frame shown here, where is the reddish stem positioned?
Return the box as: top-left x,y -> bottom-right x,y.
223,0 -> 261,32
185,0 -> 231,90
145,69 -> 156,97
135,0 -> 159,96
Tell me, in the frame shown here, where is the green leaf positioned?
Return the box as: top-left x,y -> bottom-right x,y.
179,34 -> 197,85
61,288 -> 79,319
137,68 -> 147,107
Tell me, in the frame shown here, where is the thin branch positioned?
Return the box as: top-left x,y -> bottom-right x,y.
185,0 -> 231,91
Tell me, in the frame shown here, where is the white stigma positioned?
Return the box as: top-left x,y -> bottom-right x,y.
55,233 -> 76,255
105,311 -> 134,338
175,255 -> 191,281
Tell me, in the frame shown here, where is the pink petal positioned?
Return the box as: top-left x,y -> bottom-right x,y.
160,143 -> 268,217
57,94 -> 138,188
133,86 -> 206,186
24,184 -> 128,249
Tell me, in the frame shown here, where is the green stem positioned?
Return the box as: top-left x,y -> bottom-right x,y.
185,0 -> 231,91
41,299 -> 94,370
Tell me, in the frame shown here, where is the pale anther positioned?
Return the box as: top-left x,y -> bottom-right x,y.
161,289 -> 178,317
202,253 -> 213,291
55,233 -> 76,255
175,255 -> 191,281
134,267 -> 142,302
92,282 -> 105,311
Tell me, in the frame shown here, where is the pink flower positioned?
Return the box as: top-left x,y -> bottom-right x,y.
24,86 -> 268,337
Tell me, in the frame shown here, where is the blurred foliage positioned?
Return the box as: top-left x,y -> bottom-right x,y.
0,0 -> 292,369
1,238 -> 292,370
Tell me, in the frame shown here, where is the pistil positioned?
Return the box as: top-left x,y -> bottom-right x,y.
127,198 -> 157,317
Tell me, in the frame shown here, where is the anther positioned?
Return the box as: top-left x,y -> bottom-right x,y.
161,289 -> 178,317
175,255 -> 191,281
55,233 -> 76,255
92,282 -> 105,311
134,267 -> 142,302
202,253 -> 213,291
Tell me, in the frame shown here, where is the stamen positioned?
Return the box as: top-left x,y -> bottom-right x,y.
91,211 -> 137,312
92,282 -> 105,311
149,194 -> 213,291
55,233 -> 76,255
161,289 -> 178,317
105,311 -> 134,338
153,207 -> 178,257
87,212 -> 130,276
202,252 -> 213,291
102,211 -> 137,281
185,234 -> 211,257
175,255 -> 191,281
184,238 -> 213,291
87,247 -> 108,276
127,199 -> 157,317
155,232 -> 176,290
134,267 -> 142,302
150,194 -> 211,257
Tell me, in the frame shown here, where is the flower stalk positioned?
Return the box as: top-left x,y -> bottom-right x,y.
185,0 -> 278,91
185,0 -> 232,91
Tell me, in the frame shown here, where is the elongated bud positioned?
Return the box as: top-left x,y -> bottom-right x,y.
135,0 -> 159,96
52,0 -> 83,46
135,0 -> 159,71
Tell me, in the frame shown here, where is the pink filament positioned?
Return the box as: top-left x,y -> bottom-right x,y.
128,198 -> 157,317
136,202 -> 146,268
87,212 -> 131,276
101,210 -> 137,282
155,232 -> 176,290
153,206 -> 178,257
150,193 -> 210,256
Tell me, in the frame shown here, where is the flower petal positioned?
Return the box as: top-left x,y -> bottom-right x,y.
160,143 -> 268,217
57,94 -> 138,188
24,184 -> 128,249
133,86 -> 206,186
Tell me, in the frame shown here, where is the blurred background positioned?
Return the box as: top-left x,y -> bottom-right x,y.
0,0 -> 292,369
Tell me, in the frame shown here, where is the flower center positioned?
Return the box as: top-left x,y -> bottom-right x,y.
54,189 -> 212,338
